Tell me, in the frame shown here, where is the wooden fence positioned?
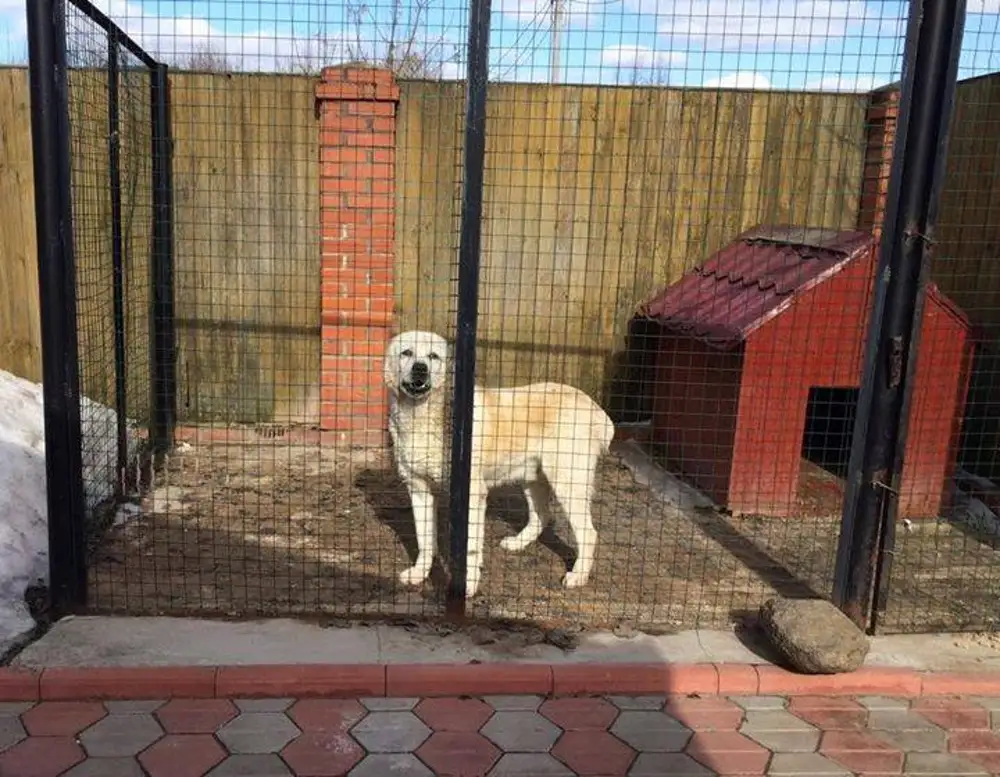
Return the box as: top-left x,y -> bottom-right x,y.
1,68 -> 874,424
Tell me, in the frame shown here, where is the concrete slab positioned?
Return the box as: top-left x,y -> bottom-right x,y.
9,614 -> 1000,672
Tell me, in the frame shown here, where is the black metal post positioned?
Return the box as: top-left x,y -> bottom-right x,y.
150,63 -> 176,460
108,29 -> 128,495
446,0 -> 493,616
26,0 -> 89,612
833,0 -> 966,630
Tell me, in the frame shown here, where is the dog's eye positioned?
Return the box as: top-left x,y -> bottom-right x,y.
401,349 -> 413,358
428,352 -> 440,361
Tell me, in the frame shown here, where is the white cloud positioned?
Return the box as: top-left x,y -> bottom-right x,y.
969,0 -> 1000,12
627,0 -> 874,50
805,73 -> 882,92
494,0 -> 608,27
600,44 -> 685,68
704,71 -> 773,89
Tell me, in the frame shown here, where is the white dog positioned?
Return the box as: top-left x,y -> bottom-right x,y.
383,330 -> 615,599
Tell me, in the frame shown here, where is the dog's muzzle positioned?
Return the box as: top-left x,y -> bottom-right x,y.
401,361 -> 431,398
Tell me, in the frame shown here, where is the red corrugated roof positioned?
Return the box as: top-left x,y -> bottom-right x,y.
637,226 -> 876,349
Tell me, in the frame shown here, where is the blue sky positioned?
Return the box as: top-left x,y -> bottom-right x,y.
0,0 -> 998,89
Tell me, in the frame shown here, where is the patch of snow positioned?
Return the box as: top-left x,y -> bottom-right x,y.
0,369 -> 142,651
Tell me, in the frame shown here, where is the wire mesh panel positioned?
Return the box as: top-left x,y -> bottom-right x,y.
457,0 -> 912,630
876,9 -> 1000,634
75,0 -> 469,620
31,0 -> 999,633
62,4 -> 152,552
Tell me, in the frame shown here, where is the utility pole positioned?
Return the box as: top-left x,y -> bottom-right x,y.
549,0 -> 562,83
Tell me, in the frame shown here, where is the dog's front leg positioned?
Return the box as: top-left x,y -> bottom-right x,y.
399,477 -> 435,587
464,482 -> 487,599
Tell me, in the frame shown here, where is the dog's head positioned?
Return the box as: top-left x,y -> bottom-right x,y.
384,330 -> 449,401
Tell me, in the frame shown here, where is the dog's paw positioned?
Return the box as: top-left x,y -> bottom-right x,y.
500,535 -> 531,552
399,566 -> 429,587
562,570 -> 589,589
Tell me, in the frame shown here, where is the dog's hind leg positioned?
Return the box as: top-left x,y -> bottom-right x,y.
550,453 -> 599,589
500,480 -> 546,552
399,477 -> 436,587
464,481 -> 488,598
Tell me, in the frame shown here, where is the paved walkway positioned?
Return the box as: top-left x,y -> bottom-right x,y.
2,693 -> 1000,776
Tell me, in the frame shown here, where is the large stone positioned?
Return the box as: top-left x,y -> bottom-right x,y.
758,598 -> 869,674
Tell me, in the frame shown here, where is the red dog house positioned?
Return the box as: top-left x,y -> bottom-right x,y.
636,226 -> 972,519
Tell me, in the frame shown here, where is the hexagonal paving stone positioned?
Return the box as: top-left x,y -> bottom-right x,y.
684,731 -> 770,775
288,699 -> 366,733
281,732 -> 364,776
552,730 -> 635,776
104,701 -> 165,714
417,731 -> 501,777
481,711 -> 561,752
217,712 -> 301,754
350,753 -> 435,776
488,753 -> 574,776
608,697 -> 666,711
415,698 -> 493,733
540,698 -> 618,731
611,711 -> 692,753
352,711 -> 431,753
0,736 -> 85,777
361,698 -> 419,712
0,715 -> 27,751
80,713 -> 164,757
235,699 -> 294,713
627,752 -> 715,777
156,699 -> 238,734
139,734 -> 227,777
0,702 -> 34,716
63,757 -> 147,777
207,754 -> 293,776
22,701 -> 107,736
483,696 -> 542,712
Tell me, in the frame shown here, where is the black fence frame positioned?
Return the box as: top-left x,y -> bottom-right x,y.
27,0 -> 974,633
26,0 -> 176,616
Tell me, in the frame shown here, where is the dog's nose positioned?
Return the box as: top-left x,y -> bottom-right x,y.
410,361 -> 430,386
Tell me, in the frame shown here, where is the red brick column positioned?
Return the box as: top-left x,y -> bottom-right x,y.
857,87 -> 900,241
316,67 -> 399,443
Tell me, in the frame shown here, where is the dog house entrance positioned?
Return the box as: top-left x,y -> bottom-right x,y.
802,386 -> 859,479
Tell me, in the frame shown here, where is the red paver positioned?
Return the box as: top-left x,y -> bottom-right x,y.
685,731 -> 770,775
789,697 -> 868,731
551,730 -> 636,776
948,729 -> 1000,771
287,699 -> 367,732
0,736 -> 86,777
663,696 -> 744,730
281,731 -> 364,776
414,697 -> 494,732
417,731 -> 502,777
912,698 -> 991,730
155,699 -> 238,734
21,701 -> 106,736
540,697 -> 619,731
138,734 -> 226,777
820,730 -> 905,773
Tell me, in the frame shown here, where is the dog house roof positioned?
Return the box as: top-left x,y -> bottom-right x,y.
638,226 -> 881,350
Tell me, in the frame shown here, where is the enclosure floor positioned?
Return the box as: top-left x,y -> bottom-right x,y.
86,439 -> 1000,632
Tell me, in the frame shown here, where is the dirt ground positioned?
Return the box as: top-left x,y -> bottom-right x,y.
86,438 -> 1000,633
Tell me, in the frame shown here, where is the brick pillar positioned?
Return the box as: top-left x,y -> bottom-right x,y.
316,67 -> 399,443
857,87 -> 900,241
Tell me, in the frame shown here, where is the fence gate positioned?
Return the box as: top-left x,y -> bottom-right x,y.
20,0 -> 1000,636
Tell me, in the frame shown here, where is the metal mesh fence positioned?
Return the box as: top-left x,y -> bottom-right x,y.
64,5 -> 152,526
18,0 -> 1000,634
875,10 -> 1000,634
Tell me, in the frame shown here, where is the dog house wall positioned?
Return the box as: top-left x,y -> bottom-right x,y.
642,226 -> 973,520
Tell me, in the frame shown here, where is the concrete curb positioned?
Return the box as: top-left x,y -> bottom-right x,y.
3,662 -> 1000,701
